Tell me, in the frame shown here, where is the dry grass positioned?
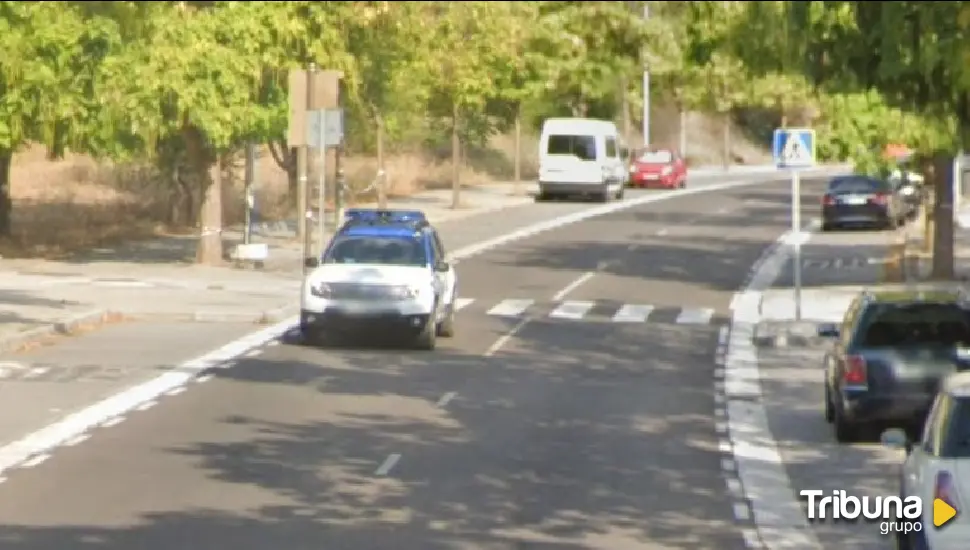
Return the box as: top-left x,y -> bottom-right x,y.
4,104 -> 768,259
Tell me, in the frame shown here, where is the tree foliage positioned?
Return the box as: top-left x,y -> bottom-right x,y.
5,0 -> 970,257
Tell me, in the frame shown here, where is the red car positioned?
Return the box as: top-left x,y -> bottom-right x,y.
628,149 -> 687,189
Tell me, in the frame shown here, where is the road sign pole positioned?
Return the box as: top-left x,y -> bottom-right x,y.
792,169 -> 802,322
317,125 -> 327,257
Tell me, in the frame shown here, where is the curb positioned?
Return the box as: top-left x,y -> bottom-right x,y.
0,305 -> 299,354
0,309 -> 120,353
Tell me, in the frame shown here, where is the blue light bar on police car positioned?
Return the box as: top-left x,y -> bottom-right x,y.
344,209 -> 426,224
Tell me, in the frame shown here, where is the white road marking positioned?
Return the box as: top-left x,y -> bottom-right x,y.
20,454 -> 49,468
656,228 -> 668,236
24,367 -> 49,379
435,392 -> 456,407
721,457 -> 736,471
487,299 -> 534,317
832,257 -> 843,269
551,271 -> 595,301
244,349 -> 262,358
453,298 -> 474,311
718,326 -> 729,346
196,373 -> 214,383
101,416 -> 124,428
549,301 -> 595,320
484,317 -> 529,357
375,453 -> 401,476
611,304 -> 654,323
725,218 -> 825,549
726,477 -> 743,498
741,529 -> 761,548
63,433 -> 89,447
165,386 -> 186,397
135,400 -> 157,411
675,307 -> 714,324
734,502 -> 752,520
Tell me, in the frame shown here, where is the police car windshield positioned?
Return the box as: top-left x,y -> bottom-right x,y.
324,236 -> 427,267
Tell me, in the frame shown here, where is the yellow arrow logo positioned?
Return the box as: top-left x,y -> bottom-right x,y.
934,498 -> 957,528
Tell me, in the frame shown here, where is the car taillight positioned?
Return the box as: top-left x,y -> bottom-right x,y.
870,192 -> 889,205
822,194 -> 835,206
843,355 -> 868,387
935,471 -> 962,510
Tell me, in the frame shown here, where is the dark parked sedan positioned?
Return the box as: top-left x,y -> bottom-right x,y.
821,175 -> 906,231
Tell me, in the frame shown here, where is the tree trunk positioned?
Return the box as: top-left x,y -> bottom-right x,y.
678,107 -> 688,158
722,112 -> 731,170
196,155 -> 224,265
451,102 -> 461,209
0,148 -> 12,236
376,112 -> 387,208
513,110 -> 522,194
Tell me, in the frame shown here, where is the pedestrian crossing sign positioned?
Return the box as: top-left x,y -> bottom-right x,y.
772,128 -> 816,169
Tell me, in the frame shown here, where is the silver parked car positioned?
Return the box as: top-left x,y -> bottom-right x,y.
884,370 -> 970,549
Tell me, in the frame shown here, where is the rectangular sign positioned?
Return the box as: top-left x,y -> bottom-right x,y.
773,128 -> 816,169
307,109 -> 344,149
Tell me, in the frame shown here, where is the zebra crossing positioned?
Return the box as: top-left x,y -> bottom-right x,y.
453,298 -> 717,325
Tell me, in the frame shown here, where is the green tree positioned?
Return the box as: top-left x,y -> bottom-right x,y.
0,1 -> 124,236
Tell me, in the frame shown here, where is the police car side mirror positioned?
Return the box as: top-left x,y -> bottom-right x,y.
434,261 -> 450,273
304,257 -> 319,269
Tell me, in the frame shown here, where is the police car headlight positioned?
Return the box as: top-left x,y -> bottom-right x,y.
310,282 -> 332,298
389,285 -> 421,300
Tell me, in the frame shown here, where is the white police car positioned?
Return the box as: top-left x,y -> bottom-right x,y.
300,209 -> 458,350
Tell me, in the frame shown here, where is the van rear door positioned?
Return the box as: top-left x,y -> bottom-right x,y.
539,134 -> 602,185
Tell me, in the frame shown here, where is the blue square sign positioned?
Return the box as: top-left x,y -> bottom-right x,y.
772,128 -> 816,169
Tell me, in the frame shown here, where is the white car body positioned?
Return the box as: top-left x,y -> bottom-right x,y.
301,263 -> 451,317
889,372 -> 970,549
537,117 -> 627,200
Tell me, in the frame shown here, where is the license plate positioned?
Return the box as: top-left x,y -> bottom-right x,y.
842,196 -> 867,205
642,174 -> 659,180
335,302 -> 386,315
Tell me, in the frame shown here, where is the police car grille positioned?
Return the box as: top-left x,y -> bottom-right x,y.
329,283 -> 394,301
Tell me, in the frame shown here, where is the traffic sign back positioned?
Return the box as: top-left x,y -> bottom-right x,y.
773,128 -> 816,169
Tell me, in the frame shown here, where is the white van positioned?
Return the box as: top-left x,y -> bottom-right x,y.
537,118 -> 627,202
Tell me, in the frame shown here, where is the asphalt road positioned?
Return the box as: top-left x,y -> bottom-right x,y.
0,177 -> 833,550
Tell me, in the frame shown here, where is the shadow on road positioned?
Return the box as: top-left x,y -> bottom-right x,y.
0,319 -> 743,549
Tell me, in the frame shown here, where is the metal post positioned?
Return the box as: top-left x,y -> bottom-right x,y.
642,1 -> 650,148
792,170 -> 802,321
334,145 -> 345,230
243,142 -> 255,245
317,122 -> 327,257
301,63 -> 317,273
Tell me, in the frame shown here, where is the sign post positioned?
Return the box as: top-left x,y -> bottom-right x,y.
772,128 -> 817,321
307,107 -> 345,256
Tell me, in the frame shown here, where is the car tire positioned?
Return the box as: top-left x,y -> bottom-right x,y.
436,301 -> 456,338
821,221 -> 834,232
824,385 -> 835,423
678,179 -> 686,189
614,186 -> 624,200
834,408 -> 860,443
414,314 -> 437,351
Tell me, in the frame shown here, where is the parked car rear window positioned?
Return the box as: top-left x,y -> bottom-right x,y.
856,303 -> 970,347
828,176 -> 889,194
547,135 -> 597,161
638,150 -> 673,163
940,396 -> 970,458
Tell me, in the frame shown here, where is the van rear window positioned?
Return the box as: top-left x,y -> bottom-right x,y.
547,135 -> 597,161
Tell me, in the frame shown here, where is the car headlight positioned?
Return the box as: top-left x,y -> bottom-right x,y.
310,282 -> 332,298
629,165 -> 636,173
389,285 -> 421,300
661,166 -> 673,176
